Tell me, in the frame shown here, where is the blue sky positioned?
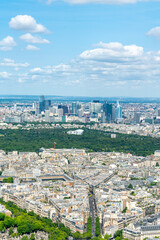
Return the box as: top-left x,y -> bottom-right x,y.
1,0 -> 160,97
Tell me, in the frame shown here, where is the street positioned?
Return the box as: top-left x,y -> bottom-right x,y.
88,186 -> 98,237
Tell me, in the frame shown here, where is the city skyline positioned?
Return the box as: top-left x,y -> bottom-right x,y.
1,0 -> 160,97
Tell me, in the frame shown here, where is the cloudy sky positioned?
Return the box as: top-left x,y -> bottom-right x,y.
1,0 -> 160,97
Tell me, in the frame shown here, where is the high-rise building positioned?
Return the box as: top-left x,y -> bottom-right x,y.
58,105 -> 68,115
58,108 -> 63,118
39,95 -> 45,113
40,95 -> 45,102
78,109 -> 83,118
45,110 -> 50,122
72,102 -> 81,115
101,111 -> 106,123
72,102 -> 77,115
34,102 -> 39,115
89,101 -> 102,114
38,96 -> 51,114
115,101 -> 122,121
45,100 -> 51,110
103,102 -> 115,122
134,112 -> 141,123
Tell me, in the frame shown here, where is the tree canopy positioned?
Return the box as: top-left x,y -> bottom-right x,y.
0,128 -> 159,156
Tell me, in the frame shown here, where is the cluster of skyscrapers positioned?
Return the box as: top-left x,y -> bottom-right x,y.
35,95 -> 51,114
102,101 -> 122,123
34,96 -> 123,123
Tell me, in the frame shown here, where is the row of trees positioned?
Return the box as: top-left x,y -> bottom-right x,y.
2,177 -> 13,183
72,216 -> 93,239
95,217 -> 101,237
87,216 -> 92,235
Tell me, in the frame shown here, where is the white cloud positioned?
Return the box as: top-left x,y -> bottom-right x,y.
17,73 -> 29,83
0,36 -> 16,51
18,78 -> 24,83
80,42 -> 143,61
9,15 -> 50,33
0,36 -> 16,47
30,64 -> 73,76
53,64 -> 71,72
3,41 -> 160,95
30,67 -> 44,73
26,45 -> 40,51
31,75 -> 39,80
0,72 -> 11,79
0,59 -> 29,68
147,26 -> 160,38
47,0 -> 147,4
28,42 -> 160,89
20,33 -> 50,44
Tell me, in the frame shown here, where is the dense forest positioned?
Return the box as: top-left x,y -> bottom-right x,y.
0,128 -> 159,156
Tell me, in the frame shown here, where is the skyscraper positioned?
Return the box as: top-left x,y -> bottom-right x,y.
72,102 -> 77,115
89,100 -> 102,114
72,102 -> 81,115
38,96 -> 51,114
39,95 -> 45,113
103,102 -> 115,122
58,105 -> 68,115
115,101 -> 122,121
101,111 -> 106,123
134,112 -> 141,123
45,100 -> 51,110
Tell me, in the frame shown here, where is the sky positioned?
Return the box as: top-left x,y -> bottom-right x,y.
1,0 -> 160,97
